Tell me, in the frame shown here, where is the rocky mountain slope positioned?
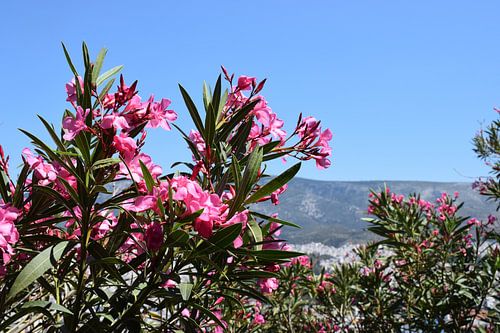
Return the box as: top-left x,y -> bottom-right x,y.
255,178 -> 498,246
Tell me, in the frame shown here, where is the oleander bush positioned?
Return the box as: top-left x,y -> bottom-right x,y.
0,43 -> 332,332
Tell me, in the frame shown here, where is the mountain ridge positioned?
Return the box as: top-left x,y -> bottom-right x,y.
255,178 -> 497,246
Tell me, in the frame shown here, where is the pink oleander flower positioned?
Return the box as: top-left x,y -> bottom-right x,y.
258,184 -> 288,205
170,176 -> 229,238
145,97 -> 177,130
123,95 -> 149,126
119,153 -> 162,183
225,89 -> 248,110
123,195 -> 157,213
189,130 -> 206,156
297,116 -> 321,143
291,255 -> 311,268
65,76 -> 84,104
250,97 -> 287,144
237,75 -> 256,91
211,310 -> 227,333
163,279 -> 177,289
22,148 -> 57,186
62,106 -> 90,141
115,76 -> 138,106
113,133 -> 137,161
313,129 -> 332,169
467,218 -> 481,226
119,222 -> 145,261
257,277 -> 279,293
0,204 -> 20,268
91,210 -> 118,240
253,313 -> 266,325
101,113 -> 130,130
269,216 -> 282,237
296,116 -> 333,169
145,222 -> 163,252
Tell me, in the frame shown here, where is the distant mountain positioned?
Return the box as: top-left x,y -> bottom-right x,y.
255,179 -> 498,246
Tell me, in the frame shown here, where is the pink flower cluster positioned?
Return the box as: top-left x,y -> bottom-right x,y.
249,97 -> 287,147
0,204 -> 19,276
296,116 -> 333,169
22,148 -> 77,197
170,176 -> 248,239
64,207 -> 117,242
62,75 -> 177,168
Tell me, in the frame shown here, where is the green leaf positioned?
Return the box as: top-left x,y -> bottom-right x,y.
246,162 -> 301,204
139,160 -> 155,192
179,84 -> 205,137
96,65 -> 123,86
190,303 -> 226,328
204,101 -> 216,147
61,42 -> 78,77
202,81 -> 212,110
167,229 -> 189,246
249,249 -> 303,260
82,55 -> 93,110
217,99 -> 259,141
22,300 -> 73,315
0,171 -> 10,203
7,241 -> 69,301
198,223 -> 243,254
0,307 -> 55,330
230,154 -> 242,188
92,158 -> 121,170
211,75 -> 222,117
250,211 -> 301,229
95,77 -> 115,108
234,270 -> 278,280
92,48 -> 108,85
37,115 -> 67,153
216,89 -> 228,123
88,242 -> 127,283
12,163 -> 30,208
229,147 -> 262,217
179,283 -> 193,301
247,219 -> 263,251
82,41 -> 91,68
211,222 -> 243,248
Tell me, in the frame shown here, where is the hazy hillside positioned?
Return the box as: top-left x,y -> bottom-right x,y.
255,179 -> 498,246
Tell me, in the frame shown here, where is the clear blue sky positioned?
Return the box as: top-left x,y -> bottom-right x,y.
1,1 -> 499,181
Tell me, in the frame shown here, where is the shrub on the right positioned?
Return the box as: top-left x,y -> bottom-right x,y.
247,112 -> 499,333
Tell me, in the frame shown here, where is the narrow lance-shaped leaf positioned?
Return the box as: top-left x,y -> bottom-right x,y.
37,115 -> 67,153
229,146 -> 262,217
61,42 -> 78,77
139,160 -> 155,192
245,162 -> 301,204
250,211 -> 301,229
96,65 -> 124,86
179,84 -> 205,138
211,74 -> 222,117
247,219 -> 263,251
0,170 -> 10,203
7,241 -> 69,301
92,157 -> 121,170
21,300 -> 73,315
92,47 -> 108,84
197,223 -> 243,254
202,81 -> 212,110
